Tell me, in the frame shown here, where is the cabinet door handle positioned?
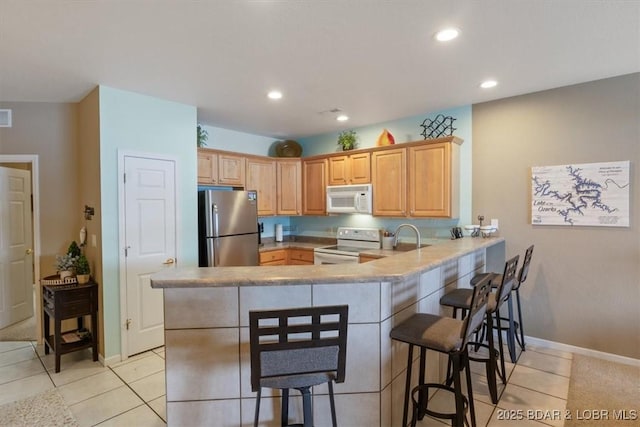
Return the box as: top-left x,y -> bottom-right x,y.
163,258 -> 175,265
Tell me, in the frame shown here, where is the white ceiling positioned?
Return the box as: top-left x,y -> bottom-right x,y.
1,1 -> 638,139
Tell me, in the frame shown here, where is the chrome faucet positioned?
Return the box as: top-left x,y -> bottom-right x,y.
393,224 -> 422,249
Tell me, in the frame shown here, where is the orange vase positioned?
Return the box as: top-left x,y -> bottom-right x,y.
376,129 -> 395,146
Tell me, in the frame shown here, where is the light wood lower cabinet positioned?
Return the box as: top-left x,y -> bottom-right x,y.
259,249 -> 287,266
288,248 -> 314,265
359,254 -> 383,263
259,248 -> 314,266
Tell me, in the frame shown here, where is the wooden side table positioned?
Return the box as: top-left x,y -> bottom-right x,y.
42,281 -> 99,372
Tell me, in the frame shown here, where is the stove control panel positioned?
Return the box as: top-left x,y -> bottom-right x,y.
336,227 -> 381,243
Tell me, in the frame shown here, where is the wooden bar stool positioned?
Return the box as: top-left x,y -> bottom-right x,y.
390,275 -> 492,427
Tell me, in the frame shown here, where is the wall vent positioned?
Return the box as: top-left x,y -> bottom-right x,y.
0,109 -> 12,127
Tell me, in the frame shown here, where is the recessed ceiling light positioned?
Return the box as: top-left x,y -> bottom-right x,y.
267,90 -> 283,100
336,115 -> 349,122
480,80 -> 498,89
435,28 -> 459,42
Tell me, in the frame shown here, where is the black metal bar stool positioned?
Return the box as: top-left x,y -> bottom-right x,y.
470,245 -> 534,357
439,255 -> 520,404
249,305 -> 348,427
390,275 -> 492,427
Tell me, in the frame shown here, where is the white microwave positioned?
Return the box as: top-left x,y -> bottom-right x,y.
326,184 -> 373,214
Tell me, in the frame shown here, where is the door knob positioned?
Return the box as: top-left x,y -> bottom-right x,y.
163,258 -> 175,265
25,248 -> 33,255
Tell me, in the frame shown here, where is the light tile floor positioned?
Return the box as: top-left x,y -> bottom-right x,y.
0,341 -> 166,426
0,340 -> 574,426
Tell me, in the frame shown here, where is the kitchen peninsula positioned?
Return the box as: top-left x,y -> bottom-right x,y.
150,237 -> 505,426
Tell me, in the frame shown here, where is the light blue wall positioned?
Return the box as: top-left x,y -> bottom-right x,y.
99,86 -> 198,359
297,106 -> 473,236
201,125 -> 277,156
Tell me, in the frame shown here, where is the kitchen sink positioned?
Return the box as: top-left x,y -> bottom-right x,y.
392,243 -> 431,252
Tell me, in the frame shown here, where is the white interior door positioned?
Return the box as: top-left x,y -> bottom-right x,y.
123,155 -> 176,356
0,167 -> 34,329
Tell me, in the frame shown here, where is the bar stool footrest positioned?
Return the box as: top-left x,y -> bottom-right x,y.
467,342 -> 505,381
411,383 -> 469,426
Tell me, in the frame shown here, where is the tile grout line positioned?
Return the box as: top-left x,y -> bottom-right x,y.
108,364 -> 166,425
30,341 -> 56,388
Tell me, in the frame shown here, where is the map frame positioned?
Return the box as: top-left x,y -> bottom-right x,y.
531,160 -> 630,227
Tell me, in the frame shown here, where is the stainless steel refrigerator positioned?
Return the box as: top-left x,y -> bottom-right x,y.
198,190 -> 259,266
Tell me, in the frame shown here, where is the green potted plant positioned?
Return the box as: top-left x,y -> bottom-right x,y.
337,130 -> 357,151
75,254 -> 91,284
197,124 -> 209,147
54,253 -> 78,280
67,241 -> 81,258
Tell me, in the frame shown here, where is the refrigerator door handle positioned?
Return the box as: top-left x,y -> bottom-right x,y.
212,203 -> 219,237
207,238 -> 216,267
213,238 -> 219,266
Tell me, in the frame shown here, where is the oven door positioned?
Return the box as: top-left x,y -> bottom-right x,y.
313,251 -> 359,265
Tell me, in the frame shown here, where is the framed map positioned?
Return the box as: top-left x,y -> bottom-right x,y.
531,161 -> 630,227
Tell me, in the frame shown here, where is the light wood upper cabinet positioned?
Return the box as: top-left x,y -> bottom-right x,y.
277,159 -> 302,215
198,149 -> 245,186
218,153 -> 245,185
246,157 -> 277,216
197,150 -> 218,184
349,152 -> 371,184
328,152 -> 371,185
198,136 -> 461,218
408,142 -> 459,218
372,148 -> 406,217
302,158 -> 327,215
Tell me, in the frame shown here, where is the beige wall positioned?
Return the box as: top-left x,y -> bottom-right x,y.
77,88 -> 104,354
0,102 -> 80,276
472,73 -> 640,359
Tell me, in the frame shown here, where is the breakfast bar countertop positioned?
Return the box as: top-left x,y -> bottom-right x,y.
150,236 -> 504,288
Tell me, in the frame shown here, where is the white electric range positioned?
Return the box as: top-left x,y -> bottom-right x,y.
313,227 -> 381,265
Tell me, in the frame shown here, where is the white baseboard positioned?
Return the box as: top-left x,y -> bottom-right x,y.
99,353 -> 122,367
525,335 -> 640,367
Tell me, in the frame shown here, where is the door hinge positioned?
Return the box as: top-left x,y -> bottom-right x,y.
125,319 -> 132,330
125,246 -> 130,257
123,172 -> 126,183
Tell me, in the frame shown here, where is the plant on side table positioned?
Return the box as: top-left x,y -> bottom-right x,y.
55,253 -> 78,280
75,254 -> 91,284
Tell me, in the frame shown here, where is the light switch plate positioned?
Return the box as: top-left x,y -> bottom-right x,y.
491,219 -> 499,230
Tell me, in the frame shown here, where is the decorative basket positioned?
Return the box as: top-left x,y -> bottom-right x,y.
41,274 -> 78,286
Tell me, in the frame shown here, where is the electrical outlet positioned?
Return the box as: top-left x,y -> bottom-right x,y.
91,234 -> 97,247
491,219 -> 499,230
